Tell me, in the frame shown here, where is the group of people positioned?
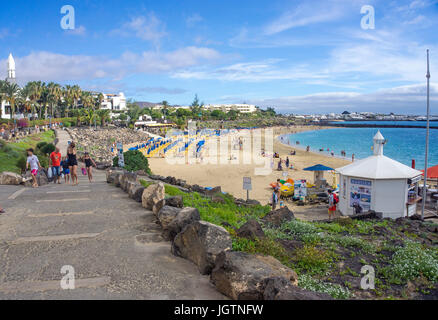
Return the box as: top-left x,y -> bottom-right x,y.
277,156 -> 293,171
25,142 -> 97,188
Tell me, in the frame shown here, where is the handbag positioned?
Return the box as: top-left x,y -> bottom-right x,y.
81,168 -> 87,175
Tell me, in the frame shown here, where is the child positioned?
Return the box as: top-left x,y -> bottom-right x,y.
60,156 -> 70,184
83,152 -> 97,183
26,148 -> 42,188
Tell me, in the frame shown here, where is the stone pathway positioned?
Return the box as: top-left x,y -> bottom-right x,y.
0,130 -> 225,300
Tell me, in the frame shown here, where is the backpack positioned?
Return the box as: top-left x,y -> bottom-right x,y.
333,194 -> 339,204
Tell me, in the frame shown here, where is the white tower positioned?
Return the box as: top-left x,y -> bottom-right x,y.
373,130 -> 385,156
7,53 -> 16,83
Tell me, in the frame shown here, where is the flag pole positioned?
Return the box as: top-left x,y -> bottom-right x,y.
421,49 -> 431,219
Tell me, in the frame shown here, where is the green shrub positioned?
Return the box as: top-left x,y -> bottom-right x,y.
298,274 -> 351,299
36,142 -> 48,150
16,156 -> 27,172
113,150 -> 152,174
63,122 -> 71,127
41,143 -> 56,155
293,245 -> 335,275
388,241 -> 438,283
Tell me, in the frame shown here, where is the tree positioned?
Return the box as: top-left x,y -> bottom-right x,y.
0,80 -> 6,119
211,109 -> 226,120
71,85 -> 82,110
161,100 -> 169,116
227,109 -> 239,120
97,109 -> 111,127
3,81 -> 20,120
127,102 -> 141,125
47,82 -> 62,119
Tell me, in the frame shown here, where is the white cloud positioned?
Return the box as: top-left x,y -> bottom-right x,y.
173,59 -> 329,82
3,47 -> 221,83
263,1 -> 347,35
111,13 -> 167,46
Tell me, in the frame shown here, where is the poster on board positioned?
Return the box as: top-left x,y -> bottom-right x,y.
294,180 -> 307,198
349,179 -> 372,212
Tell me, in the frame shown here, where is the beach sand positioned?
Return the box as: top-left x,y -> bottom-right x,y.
148,125 -> 350,219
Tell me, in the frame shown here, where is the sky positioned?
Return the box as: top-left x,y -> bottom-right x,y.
0,0 -> 437,114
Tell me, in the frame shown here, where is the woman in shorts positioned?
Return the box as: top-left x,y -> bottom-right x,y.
83,152 -> 96,183
67,142 -> 79,185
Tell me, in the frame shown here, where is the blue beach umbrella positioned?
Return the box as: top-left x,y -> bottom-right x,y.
303,164 -> 334,171
303,164 -> 335,185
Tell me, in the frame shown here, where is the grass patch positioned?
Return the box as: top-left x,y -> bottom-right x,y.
293,245 -> 337,275
139,179 -> 270,229
232,237 -> 294,269
0,131 -> 55,173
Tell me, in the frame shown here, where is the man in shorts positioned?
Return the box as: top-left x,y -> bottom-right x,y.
26,148 -> 42,188
49,147 -> 62,184
328,189 -> 337,220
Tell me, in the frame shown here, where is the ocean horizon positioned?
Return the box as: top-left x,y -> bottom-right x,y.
283,127 -> 438,170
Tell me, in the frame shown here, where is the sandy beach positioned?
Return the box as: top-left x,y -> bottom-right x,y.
148,125 -> 350,215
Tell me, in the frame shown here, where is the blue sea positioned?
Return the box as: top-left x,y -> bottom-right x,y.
330,121 -> 438,128
283,127 -> 438,169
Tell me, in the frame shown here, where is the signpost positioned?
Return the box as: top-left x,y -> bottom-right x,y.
243,177 -> 252,201
117,142 -> 124,167
422,49 -> 431,219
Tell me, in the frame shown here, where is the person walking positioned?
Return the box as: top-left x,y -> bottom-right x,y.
328,189 -> 337,220
26,148 -> 42,188
49,147 -> 62,184
60,156 -> 70,184
271,189 -> 279,211
285,157 -> 290,169
67,142 -> 79,186
83,152 -> 97,183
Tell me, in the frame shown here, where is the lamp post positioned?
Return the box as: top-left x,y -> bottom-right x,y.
421,49 -> 431,219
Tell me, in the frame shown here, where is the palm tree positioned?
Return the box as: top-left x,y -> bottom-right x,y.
26,81 -> 43,120
97,109 -> 111,127
38,83 -> 49,119
81,92 -> 95,126
161,100 -> 169,116
63,85 -> 75,117
18,85 -> 32,119
3,81 -> 21,120
47,82 -> 62,118
0,80 -> 6,119
72,85 -> 82,110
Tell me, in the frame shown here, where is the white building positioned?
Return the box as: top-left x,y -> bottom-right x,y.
336,131 -> 423,219
1,53 -> 17,119
99,92 -> 127,111
205,104 -> 257,113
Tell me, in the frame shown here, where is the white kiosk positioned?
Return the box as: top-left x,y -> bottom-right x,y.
336,131 -> 423,219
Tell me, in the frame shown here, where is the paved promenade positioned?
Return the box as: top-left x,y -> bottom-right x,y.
0,130 -> 225,299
